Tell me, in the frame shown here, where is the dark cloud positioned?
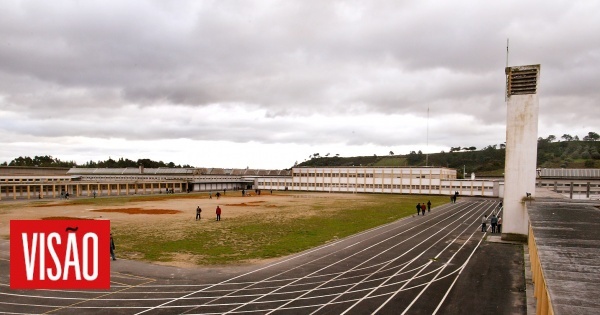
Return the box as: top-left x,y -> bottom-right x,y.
1,0 -> 599,167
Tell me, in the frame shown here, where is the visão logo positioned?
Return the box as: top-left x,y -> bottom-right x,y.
10,220 -> 111,290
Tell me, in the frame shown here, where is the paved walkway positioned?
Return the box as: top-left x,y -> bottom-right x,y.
527,194 -> 600,314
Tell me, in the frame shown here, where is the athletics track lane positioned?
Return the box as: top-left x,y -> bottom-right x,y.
0,198 -> 503,314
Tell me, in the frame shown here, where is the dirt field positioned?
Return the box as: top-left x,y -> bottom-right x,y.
0,191 -> 375,266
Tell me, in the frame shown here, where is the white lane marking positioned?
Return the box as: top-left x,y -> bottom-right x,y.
181,202 -> 461,314
310,202 -> 483,315
383,201 -> 500,314
134,204 -> 432,315
224,202 -> 466,314
431,235 -> 486,314
340,201 -> 487,315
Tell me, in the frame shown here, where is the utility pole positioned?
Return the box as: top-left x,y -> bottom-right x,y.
426,106 -> 429,166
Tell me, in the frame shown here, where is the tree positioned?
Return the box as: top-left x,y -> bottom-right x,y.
561,134 -> 573,141
389,151 -> 394,156
546,135 -> 556,142
583,131 -> 599,141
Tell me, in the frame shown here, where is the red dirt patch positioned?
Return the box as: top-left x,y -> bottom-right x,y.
42,216 -> 94,220
91,208 -> 181,215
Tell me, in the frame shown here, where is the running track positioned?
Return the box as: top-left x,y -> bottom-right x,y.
0,198 -> 502,314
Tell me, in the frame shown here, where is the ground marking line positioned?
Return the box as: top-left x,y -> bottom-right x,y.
340,201 -> 487,315
103,198 -> 462,314
431,208 -> 497,315
42,278 -> 156,314
178,205 -> 454,314
396,202 -> 499,315
309,202 -> 484,315
112,271 -> 156,281
134,222 -> 391,315
224,202 -> 465,315
109,280 -> 131,286
279,202 -> 480,315
0,266 -> 462,312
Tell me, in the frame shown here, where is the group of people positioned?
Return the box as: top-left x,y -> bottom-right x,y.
416,200 -> 432,215
209,192 -> 222,199
196,205 -> 222,221
481,213 -> 502,233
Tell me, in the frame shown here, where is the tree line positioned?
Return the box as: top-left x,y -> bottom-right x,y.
1,155 -> 192,168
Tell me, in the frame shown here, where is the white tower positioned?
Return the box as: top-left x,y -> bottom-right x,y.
502,64 -> 540,242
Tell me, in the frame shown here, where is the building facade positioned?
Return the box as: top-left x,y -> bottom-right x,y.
2,166 -> 598,201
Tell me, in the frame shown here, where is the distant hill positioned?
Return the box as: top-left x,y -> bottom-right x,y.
297,140 -> 600,178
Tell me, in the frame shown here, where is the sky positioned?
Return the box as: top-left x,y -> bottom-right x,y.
1,0 -> 599,169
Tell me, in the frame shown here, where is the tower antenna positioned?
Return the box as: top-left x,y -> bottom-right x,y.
426,106 -> 429,166
505,38 -> 510,102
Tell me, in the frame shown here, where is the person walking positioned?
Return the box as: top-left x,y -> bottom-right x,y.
497,216 -> 503,234
216,205 -> 222,221
420,203 -> 426,215
416,203 -> 421,215
427,200 -> 431,212
196,206 -> 202,221
110,233 -> 116,261
481,215 -> 487,232
490,214 -> 498,233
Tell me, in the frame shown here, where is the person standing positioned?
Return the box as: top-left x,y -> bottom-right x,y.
209,192 -> 212,199
497,216 -> 503,234
196,206 -> 202,221
216,205 -> 222,221
110,233 -> 116,261
490,214 -> 498,233
427,200 -> 431,212
481,215 -> 487,232
420,203 -> 426,215
416,203 -> 421,215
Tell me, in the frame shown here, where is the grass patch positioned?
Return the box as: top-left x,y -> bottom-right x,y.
114,193 -> 448,265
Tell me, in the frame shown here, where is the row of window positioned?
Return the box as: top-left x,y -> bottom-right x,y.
1,178 -> 67,183
539,183 -> 599,188
292,173 -> 444,179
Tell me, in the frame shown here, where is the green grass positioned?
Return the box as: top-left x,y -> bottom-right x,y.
113,194 -> 448,265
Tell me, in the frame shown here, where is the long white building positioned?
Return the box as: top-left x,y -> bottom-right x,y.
2,166 -> 598,200
257,167 -> 500,197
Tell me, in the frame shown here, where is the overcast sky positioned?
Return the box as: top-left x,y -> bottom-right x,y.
1,0 -> 598,169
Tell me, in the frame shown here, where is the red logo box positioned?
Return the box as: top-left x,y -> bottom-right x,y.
10,220 -> 110,290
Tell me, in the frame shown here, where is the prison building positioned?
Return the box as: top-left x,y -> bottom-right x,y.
256,167 -> 501,197
536,168 -> 600,199
0,166 -> 287,200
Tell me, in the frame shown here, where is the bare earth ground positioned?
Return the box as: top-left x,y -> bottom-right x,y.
0,192 -> 369,267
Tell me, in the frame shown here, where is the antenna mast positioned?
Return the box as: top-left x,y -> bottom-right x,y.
505,38 -> 509,102
426,106 -> 429,166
